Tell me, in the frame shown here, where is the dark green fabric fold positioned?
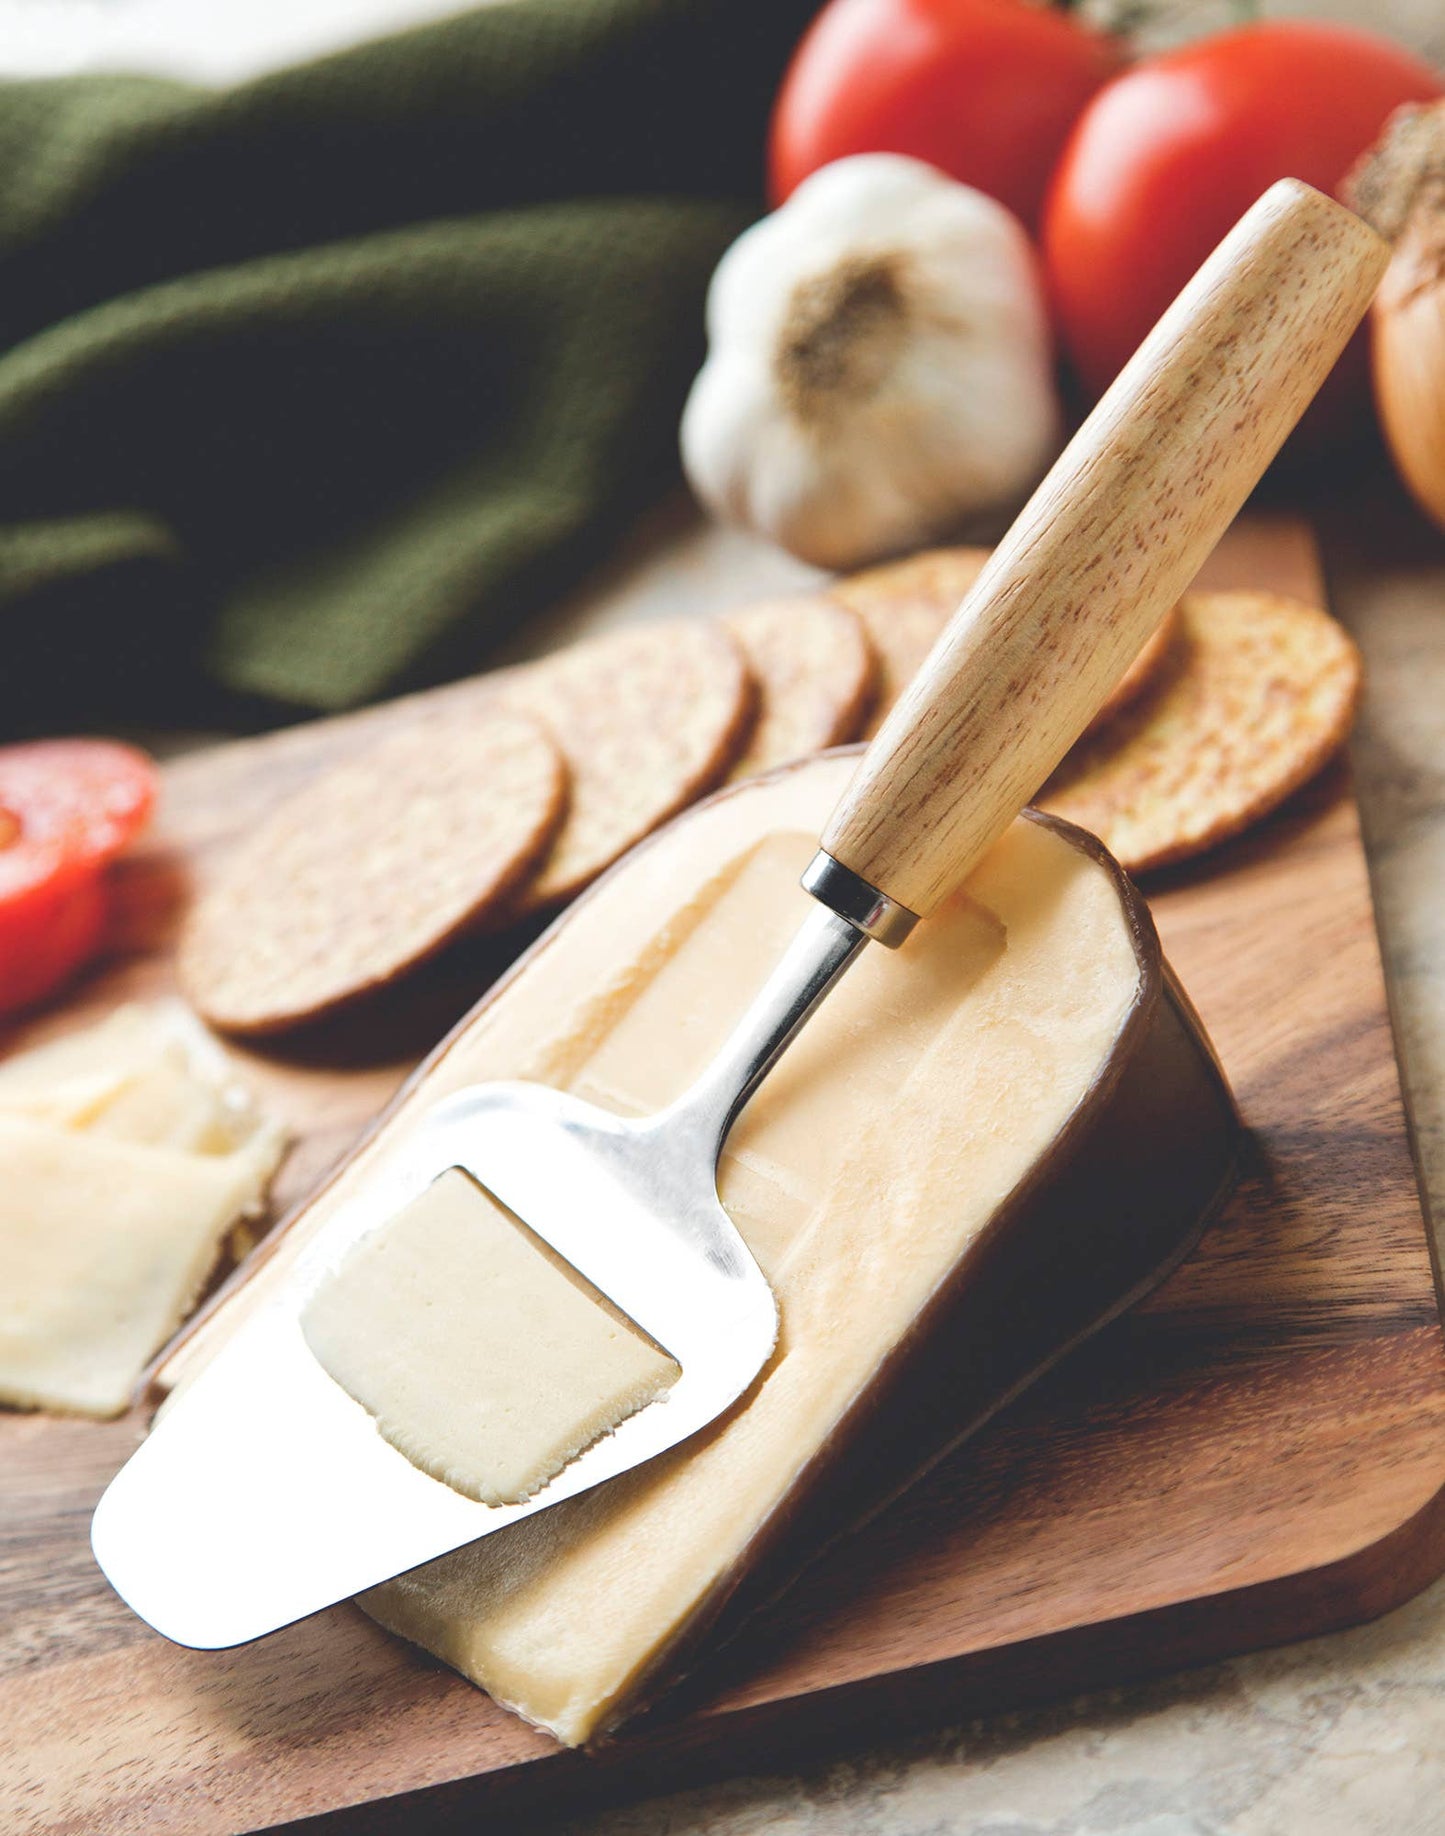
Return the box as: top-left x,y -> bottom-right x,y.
0,0 -> 817,724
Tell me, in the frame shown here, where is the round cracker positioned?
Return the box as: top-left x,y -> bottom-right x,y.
830,548 -> 991,739
1082,601 -> 1181,739
722,596 -> 877,779
832,546 -> 1179,740
498,620 -> 754,913
1040,591 -> 1361,874
180,705 -> 567,1035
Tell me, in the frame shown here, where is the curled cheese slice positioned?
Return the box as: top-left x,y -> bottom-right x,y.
0,1002 -> 285,1417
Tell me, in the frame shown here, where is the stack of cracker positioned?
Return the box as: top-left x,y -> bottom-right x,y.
182,549 -> 1360,1036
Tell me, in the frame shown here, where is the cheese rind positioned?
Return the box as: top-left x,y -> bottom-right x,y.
302,1170 -> 677,1506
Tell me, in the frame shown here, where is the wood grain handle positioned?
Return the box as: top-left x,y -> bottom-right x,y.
818,179 -> 1387,925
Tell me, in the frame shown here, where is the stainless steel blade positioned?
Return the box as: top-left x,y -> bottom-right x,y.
92,903 -> 870,1646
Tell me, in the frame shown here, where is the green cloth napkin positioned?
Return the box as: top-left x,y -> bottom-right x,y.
0,0 -> 817,725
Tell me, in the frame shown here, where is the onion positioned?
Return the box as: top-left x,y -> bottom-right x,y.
1345,101 -> 1445,530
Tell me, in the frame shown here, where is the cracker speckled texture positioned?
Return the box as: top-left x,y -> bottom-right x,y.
830,548 -> 991,738
180,705 -> 567,1034
832,546 -> 1181,741
1040,591 -> 1361,873
723,597 -> 876,778
1084,603 -> 1181,738
499,621 -> 754,913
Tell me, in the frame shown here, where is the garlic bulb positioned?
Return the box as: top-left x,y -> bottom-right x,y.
1345,102 -> 1445,531
680,153 -> 1063,570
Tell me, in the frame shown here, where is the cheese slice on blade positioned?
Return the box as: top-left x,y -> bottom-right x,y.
170,754 -> 1237,1746
302,1169 -> 678,1506
0,1002 -> 285,1417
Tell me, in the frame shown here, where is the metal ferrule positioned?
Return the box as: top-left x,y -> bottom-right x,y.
801,851 -> 920,949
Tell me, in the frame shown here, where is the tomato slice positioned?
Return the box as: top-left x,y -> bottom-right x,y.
0,871 -> 111,1017
0,739 -> 158,1017
0,740 -> 156,893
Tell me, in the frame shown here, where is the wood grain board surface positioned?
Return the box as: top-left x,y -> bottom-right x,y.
4,518 -> 1444,1836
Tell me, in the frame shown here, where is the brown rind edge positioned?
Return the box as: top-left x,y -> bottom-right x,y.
148,750 -> 1241,1735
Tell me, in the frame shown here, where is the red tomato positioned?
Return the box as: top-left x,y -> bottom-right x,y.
768,0 -> 1120,229
1043,22 -> 1443,399
0,740 -> 157,1016
0,872 -> 111,1017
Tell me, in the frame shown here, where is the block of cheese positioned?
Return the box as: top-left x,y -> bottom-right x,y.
0,1003 -> 285,1417
301,1169 -> 678,1506
165,753 -> 1237,1745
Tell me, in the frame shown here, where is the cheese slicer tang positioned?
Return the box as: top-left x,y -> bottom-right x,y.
92,181 -> 1385,1648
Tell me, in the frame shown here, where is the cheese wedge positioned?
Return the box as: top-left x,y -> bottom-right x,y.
359,818 -> 1141,1742
0,1003 -> 285,1417
169,753 -> 1236,1747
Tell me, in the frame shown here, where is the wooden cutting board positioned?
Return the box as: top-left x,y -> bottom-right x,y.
5,518 -> 1444,1836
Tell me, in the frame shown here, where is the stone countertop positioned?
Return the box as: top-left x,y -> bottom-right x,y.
525,484 -> 1445,1836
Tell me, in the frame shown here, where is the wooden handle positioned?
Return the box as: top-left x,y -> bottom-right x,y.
820,179 -> 1387,922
